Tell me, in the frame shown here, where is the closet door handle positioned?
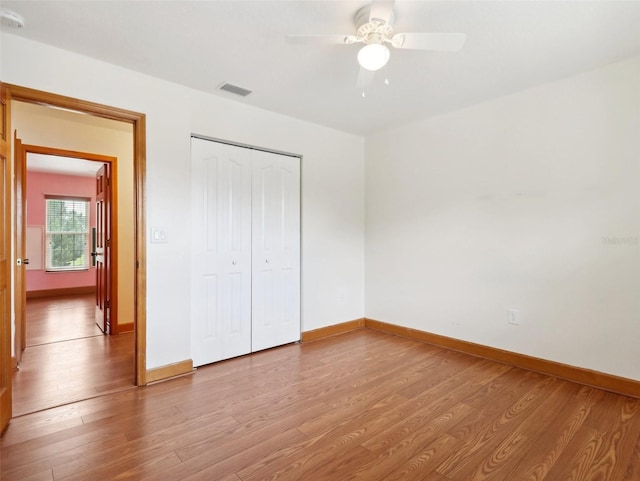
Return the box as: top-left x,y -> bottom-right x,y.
265,259 -> 270,264
231,260 -> 237,266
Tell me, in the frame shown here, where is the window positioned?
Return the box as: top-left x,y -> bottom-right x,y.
45,197 -> 90,272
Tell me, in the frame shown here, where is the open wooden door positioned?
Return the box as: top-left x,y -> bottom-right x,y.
94,163 -> 111,334
14,135 -> 26,363
0,83 -> 13,434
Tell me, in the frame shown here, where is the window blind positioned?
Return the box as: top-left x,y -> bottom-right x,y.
45,197 -> 90,272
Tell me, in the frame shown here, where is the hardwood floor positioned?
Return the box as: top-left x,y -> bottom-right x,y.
25,295 -> 103,347
11,294 -> 134,416
1,329 -> 639,480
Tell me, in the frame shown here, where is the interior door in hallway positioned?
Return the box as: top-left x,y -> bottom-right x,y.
95,163 -> 111,334
251,150 -> 301,352
14,136 -> 26,363
191,138 -> 252,366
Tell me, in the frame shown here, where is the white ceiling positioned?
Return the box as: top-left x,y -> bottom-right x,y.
2,1 -> 639,135
28,153 -> 100,177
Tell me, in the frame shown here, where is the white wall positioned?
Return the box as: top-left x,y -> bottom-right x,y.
1,33 -> 365,370
365,56 -> 640,380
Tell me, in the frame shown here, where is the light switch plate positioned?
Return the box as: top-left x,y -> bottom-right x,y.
151,227 -> 168,243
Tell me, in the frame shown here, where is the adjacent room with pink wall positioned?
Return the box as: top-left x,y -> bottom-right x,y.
26,169 -> 97,293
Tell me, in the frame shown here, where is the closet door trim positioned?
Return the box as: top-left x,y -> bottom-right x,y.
191,134 -> 300,159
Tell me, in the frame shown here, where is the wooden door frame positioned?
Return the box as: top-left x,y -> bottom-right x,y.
4,83 -> 147,386
20,146 -> 118,338
1,84 -> 13,433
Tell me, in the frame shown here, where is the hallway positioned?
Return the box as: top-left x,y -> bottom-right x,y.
12,294 -> 134,416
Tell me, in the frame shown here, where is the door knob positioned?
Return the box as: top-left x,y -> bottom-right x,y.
232,260 -> 237,265
23,258 -> 29,265
265,259 -> 270,264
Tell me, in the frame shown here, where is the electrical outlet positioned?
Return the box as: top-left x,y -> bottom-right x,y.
507,308 -> 520,325
338,288 -> 347,305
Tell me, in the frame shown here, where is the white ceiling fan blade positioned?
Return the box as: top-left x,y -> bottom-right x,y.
392,33 -> 467,52
286,34 -> 357,45
369,0 -> 395,25
357,67 -> 375,91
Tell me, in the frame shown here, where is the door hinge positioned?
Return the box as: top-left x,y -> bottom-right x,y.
106,238 -> 111,247
106,177 -> 110,187
106,299 -> 110,308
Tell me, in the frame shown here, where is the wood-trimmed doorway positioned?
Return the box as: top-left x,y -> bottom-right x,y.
1,83 -> 147,433
18,145 -> 120,346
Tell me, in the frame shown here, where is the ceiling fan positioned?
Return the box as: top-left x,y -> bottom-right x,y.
287,0 -> 466,92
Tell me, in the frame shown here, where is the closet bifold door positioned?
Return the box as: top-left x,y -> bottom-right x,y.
251,150 -> 301,352
191,138 -> 252,367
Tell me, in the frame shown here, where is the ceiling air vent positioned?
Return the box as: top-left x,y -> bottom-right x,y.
218,83 -> 253,97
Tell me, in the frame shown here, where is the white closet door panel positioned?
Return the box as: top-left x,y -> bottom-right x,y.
251,150 -> 301,352
191,138 -> 252,367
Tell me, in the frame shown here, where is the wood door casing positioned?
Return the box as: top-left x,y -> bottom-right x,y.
19,144 -> 118,336
0,83 -> 13,434
1,82 -> 146,401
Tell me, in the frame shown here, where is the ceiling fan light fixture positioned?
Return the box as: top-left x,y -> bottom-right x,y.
357,43 -> 390,71
0,8 -> 25,28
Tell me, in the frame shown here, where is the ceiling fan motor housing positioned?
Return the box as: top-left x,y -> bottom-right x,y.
354,5 -> 395,44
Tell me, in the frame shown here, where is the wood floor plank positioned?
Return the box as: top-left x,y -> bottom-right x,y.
109,452 -> 183,481
183,472 -> 242,481
9,469 -> 54,481
505,386 -> 599,481
450,375 -> 560,477
51,412 -> 240,481
444,371 -> 551,444
623,431 -> 640,481
544,391 -> 640,481
434,372 -> 560,478
168,427 -> 311,481
476,380 -> 583,481
544,425 -> 606,481
51,413 -> 239,480
351,407 -> 470,480
173,401 -> 324,463
588,395 -> 640,480
0,406 -> 85,446
366,434 -> 461,481
361,362 -> 511,455
239,431 -> 375,481
12,295 -> 134,416
2,329 -> 639,481
0,431 -> 129,481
